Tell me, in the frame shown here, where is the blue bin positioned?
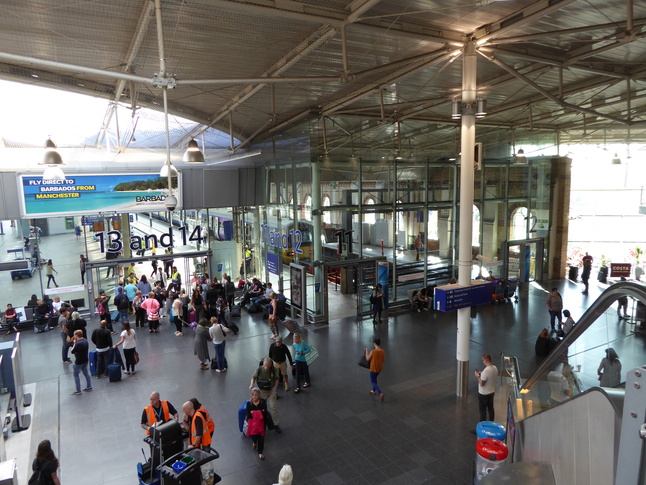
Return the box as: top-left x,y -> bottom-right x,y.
476,421 -> 506,441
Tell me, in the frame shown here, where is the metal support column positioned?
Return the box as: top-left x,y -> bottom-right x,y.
312,159 -> 323,314
457,41 -> 477,397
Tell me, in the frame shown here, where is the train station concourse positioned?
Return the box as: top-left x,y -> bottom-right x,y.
0,0 -> 645,484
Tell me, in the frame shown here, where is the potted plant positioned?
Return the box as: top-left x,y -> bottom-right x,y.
598,254 -> 609,283
634,247 -> 643,281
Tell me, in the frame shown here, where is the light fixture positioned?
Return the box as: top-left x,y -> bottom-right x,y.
476,97 -> 487,118
514,149 -> 527,164
183,139 -> 205,163
611,153 -> 621,164
43,138 -> 63,166
452,97 -> 461,120
160,162 -> 179,178
41,138 -> 65,181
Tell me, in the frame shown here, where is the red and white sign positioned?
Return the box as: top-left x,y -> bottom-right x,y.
610,263 -> 631,277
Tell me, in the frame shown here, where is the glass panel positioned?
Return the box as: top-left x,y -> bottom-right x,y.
428,165 -> 455,202
483,163 -> 506,200
362,160 -> 393,205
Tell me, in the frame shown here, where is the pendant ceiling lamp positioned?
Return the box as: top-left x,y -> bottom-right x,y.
41,138 -> 66,181
183,139 -> 205,163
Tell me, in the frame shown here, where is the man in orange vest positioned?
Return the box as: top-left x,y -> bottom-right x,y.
182,398 -> 214,450
141,391 -> 179,434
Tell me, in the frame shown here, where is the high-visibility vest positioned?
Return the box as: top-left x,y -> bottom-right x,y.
144,401 -> 171,435
190,407 -> 214,448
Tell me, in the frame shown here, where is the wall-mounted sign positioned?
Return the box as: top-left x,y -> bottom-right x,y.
19,173 -> 181,217
610,263 -> 631,277
267,253 -> 279,275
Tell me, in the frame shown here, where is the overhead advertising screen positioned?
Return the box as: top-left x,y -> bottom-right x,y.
19,173 -> 181,217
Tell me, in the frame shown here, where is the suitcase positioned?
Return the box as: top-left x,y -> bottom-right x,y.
89,350 -> 98,376
111,309 -> 120,322
226,321 -> 239,335
189,311 -> 196,324
108,363 -> 122,382
238,400 -> 249,432
230,305 -> 241,318
211,356 -> 228,370
283,319 -> 298,334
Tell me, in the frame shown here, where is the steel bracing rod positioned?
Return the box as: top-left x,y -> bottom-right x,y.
474,0 -> 579,45
263,48 -> 458,138
96,0 -> 155,146
192,0 -> 464,46
478,51 -> 628,124
627,0 -> 634,32
154,0 -> 173,198
487,18 -> 646,44
565,33 -> 646,67
345,0 -> 384,24
180,25 -> 337,144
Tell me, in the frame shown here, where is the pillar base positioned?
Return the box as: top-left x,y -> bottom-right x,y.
457,359 -> 469,397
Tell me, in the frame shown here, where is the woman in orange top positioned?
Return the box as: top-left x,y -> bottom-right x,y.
365,337 -> 385,401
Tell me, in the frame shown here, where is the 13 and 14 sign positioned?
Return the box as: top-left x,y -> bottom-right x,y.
96,225 -> 203,253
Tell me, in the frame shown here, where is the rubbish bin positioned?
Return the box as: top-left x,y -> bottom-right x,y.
475,421 -> 506,441
568,266 -> 579,281
474,438 -> 508,484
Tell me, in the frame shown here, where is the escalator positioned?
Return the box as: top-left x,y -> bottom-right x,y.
496,282 -> 646,485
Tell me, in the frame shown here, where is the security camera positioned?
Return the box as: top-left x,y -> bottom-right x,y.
165,195 -> 177,211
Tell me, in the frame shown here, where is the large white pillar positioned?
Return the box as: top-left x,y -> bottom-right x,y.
456,41 -> 477,397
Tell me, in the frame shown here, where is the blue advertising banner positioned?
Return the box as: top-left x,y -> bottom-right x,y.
434,280 -> 493,312
19,173 -> 181,217
267,253 -> 279,276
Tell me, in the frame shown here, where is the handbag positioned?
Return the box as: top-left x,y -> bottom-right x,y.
264,410 -> 275,430
304,346 -> 319,366
134,352 -> 140,364
220,324 -> 227,338
358,354 -> 370,369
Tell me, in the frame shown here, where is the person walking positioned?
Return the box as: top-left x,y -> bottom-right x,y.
292,333 -> 311,394
59,307 -> 72,364
365,337 -> 385,401
546,287 -> 563,331
269,336 -> 294,391
133,291 -> 146,330
141,292 -> 161,333
598,348 -> 622,387
581,251 -> 593,294
113,322 -> 137,375
45,259 -> 59,288
209,316 -> 230,372
371,283 -> 384,324
70,329 -> 92,395
245,388 -> 269,460
475,353 -> 498,422
31,440 -> 60,485
194,318 -> 212,370
414,233 -> 423,261
190,287 -> 205,323
114,287 -> 130,326
250,358 -> 282,433
267,292 -> 279,339
170,292 -> 184,336
80,254 -> 87,285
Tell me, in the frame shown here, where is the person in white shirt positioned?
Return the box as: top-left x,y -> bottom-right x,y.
475,353 -> 498,422
560,309 -> 575,336
113,322 -> 137,374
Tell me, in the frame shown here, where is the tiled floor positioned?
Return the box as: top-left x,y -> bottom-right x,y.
1,225 -> 644,484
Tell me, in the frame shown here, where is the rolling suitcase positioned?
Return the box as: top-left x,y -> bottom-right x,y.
283,319 -> 298,334
230,305 -> 241,318
89,350 -> 98,376
108,363 -> 122,382
226,321 -> 239,335
238,400 -> 249,432
189,311 -> 196,324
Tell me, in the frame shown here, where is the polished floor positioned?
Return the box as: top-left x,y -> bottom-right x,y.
1,226 -> 644,484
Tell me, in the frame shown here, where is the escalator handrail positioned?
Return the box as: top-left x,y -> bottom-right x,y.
520,281 -> 646,392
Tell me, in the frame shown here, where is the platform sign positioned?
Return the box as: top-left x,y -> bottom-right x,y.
267,252 -> 279,276
19,173 -> 181,217
434,280 -> 493,312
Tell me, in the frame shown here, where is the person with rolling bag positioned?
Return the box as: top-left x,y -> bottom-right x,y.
208,316 -> 231,372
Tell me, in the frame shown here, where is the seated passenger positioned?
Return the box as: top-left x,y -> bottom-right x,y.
241,278 -> 263,307
252,282 -> 273,307
3,304 -> 19,335
560,309 -> 575,336
412,288 -> 429,312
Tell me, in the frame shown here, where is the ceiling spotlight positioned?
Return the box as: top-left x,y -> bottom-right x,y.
514,149 -> 527,164
611,153 -> 621,164
476,97 -> 487,118
452,97 -> 461,120
43,138 -> 63,166
183,139 -> 205,163
160,162 -> 179,178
